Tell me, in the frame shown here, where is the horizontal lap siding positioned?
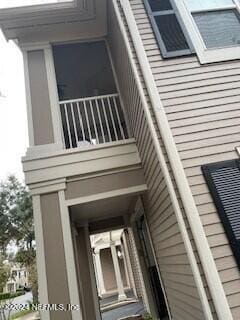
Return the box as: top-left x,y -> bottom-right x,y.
108,2 -> 205,319
128,0 -> 240,318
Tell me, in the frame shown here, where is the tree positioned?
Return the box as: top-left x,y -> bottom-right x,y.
0,175 -> 34,250
0,175 -> 38,302
0,264 -> 9,293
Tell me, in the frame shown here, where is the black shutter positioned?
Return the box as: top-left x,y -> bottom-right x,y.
202,159 -> 240,269
143,0 -> 194,58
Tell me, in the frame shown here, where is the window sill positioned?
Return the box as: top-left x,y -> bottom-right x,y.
197,46 -> 240,64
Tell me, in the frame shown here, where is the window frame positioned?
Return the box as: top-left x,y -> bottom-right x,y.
202,159 -> 240,270
173,0 -> 240,63
143,0 -> 194,58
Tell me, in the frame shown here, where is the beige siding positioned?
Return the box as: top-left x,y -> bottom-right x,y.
126,0 -> 240,318
108,2 -> 208,318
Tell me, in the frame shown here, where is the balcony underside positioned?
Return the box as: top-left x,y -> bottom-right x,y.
23,138 -> 144,188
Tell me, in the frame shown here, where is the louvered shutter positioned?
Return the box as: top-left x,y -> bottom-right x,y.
202,160 -> 240,269
143,0 -> 194,58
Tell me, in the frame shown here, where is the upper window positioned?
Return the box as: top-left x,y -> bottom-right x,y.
144,0 -> 240,63
143,0 -> 194,57
175,0 -> 240,63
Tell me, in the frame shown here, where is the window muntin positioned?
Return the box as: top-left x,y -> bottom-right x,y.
143,0 -> 194,57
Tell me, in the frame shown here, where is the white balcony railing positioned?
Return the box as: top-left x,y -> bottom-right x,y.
59,94 -> 129,149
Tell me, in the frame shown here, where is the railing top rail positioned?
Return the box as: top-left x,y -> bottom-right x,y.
59,93 -> 119,105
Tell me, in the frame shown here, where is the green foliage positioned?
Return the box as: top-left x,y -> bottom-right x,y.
0,175 -> 34,251
0,264 -> 10,292
0,175 -> 38,304
0,291 -> 24,301
28,263 -> 38,304
142,312 -> 153,320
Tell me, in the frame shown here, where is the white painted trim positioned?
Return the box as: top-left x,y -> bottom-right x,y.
22,50 -> 34,146
115,1 -> 232,319
84,225 -> 102,320
23,138 -> 136,161
44,46 -> 64,147
236,147 -> 240,157
30,182 -> 66,195
174,0 -> 240,64
58,190 -> 83,320
25,143 -> 63,158
32,195 -> 50,320
65,184 -> 147,207
20,42 -> 51,51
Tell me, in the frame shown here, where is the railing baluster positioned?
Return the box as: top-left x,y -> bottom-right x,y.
113,96 -> 125,140
107,97 -> 118,141
59,93 -> 128,148
83,100 -> 92,143
89,100 -> 99,144
70,102 -> 78,147
96,99 -> 106,143
64,103 -> 73,148
101,98 -> 112,142
76,102 -> 86,141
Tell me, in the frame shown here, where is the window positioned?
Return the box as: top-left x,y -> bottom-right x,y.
202,160 -> 240,269
174,0 -> 240,63
143,0 -> 194,57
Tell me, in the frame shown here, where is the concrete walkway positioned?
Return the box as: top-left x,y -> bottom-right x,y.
15,312 -> 39,320
102,300 -> 144,320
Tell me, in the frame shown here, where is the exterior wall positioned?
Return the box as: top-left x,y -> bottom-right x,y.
40,193 -> 72,320
101,248 -> 117,291
122,0 -> 240,318
75,227 -> 98,320
125,229 -> 145,300
101,247 -> 127,292
108,2 -> 212,319
27,50 -> 54,145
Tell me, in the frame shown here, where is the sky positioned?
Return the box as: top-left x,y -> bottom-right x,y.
0,30 -> 28,182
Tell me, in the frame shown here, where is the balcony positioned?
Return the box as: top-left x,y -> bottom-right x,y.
59,93 -> 129,149
53,40 -> 130,151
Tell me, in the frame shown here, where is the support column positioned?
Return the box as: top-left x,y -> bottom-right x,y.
94,248 -> 106,296
122,232 -> 137,298
110,242 -> 127,301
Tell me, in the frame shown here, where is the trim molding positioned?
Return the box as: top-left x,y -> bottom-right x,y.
65,184 -> 147,207
44,46 -> 64,147
32,195 -> 50,320
58,190 -> 83,320
22,50 -> 34,146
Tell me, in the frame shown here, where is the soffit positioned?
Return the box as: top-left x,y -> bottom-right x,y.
0,0 -> 107,41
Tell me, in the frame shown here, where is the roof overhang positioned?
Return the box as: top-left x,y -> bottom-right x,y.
0,0 -> 107,43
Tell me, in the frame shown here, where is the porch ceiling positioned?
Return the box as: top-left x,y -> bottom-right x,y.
70,194 -> 135,224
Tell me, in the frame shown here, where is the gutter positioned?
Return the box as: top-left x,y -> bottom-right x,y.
113,0 -> 233,319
